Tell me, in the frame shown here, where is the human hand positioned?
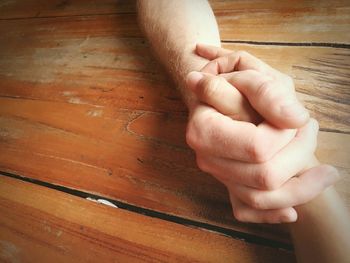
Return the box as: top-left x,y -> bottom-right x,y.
185,44 -> 339,223
192,43 -> 310,128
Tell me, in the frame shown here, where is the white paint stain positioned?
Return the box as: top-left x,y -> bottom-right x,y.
62,91 -> 74,97
86,197 -> 118,208
68,97 -> 84,104
86,109 -> 103,117
67,97 -> 103,108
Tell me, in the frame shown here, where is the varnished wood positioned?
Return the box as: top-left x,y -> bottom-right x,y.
0,176 -> 296,262
0,4 -> 349,244
1,0 -> 349,44
0,103 -> 287,243
0,1 -> 349,260
0,100 -> 349,242
0,14 -> 348,133
214,0 -> 350,44
0,0 -> 136,19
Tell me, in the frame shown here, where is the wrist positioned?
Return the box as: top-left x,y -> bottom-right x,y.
174,44 -> 216,111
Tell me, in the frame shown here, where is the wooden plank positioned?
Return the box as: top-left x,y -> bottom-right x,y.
0,176 -> 296,263
0,11 -> 349,243
0,0 -> 136,19
214,0 -> 350,44
0,15 -> 349,133
0,97 -> 349,241
0,102 -> 289,243
0,0 -> 349,44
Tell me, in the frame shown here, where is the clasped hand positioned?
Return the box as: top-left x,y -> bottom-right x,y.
185,44 -> 338,223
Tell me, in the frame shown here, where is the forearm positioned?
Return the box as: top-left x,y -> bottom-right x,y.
137,0 -> 220,109
137,3 -> 350,262
290,187 -> 350,263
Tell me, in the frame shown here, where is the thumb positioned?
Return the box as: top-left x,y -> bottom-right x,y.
186,71 -> 262,124
222,70 -> 310,129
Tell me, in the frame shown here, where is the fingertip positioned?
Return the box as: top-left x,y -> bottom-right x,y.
279,102 -> 310,128
281,101 -> 308,118
280,208 -> 298,223
297,109 -> 310,128
186,71 -> 204,91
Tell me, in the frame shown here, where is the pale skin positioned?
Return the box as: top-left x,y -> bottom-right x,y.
137,0 -> 350,262
189,44 -> 350,262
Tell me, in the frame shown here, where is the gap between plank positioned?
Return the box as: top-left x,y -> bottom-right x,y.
0,14 -> 349,50
0,170 -> 293,251
222,40 -> 350,49
0,12 -> 136,21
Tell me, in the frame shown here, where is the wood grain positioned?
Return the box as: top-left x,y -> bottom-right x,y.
214,0 -> 350,44
0,14 -> 349,132
0,176 -> 296,263
0,100 -> 288,243
0,0 -> 136,19
0,97 -> 349,243
0,7 -> 349,244
1,0 -> 349,44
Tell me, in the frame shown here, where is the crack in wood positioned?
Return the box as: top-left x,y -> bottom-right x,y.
0,170 -> 294,251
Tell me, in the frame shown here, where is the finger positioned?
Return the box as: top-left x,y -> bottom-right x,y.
196,43 -> 232,60
223,70 -> 309,129
197,119 -> 318,190
231,165 -> 339,210
200,49 -> 273,75
187,104 -> 296,163
186,71 -> 262,124
229,193 -> 297,223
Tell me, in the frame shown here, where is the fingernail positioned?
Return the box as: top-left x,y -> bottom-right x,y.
186,71 -> 204,90
281,102 -> 309,118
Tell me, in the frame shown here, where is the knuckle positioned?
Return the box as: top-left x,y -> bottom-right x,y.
195,155 -> 209,173
256,79 -> 274,99
246,193 -> 264,209
185,121 -> 196,149
185,120 -> 201,150
201,77 -> 222,100
279,210 -> 297,223
256,163 -> 279,190
247,134 -> 271,163
185,111 -> 217,152
236,50 -> 250,58
201,113 -> 219,136
233,209 -> 247,222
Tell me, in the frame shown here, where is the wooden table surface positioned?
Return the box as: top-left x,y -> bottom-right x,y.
0,0 -> 349,262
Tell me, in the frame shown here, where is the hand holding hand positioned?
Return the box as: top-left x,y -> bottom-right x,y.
185,44 -> 338,223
